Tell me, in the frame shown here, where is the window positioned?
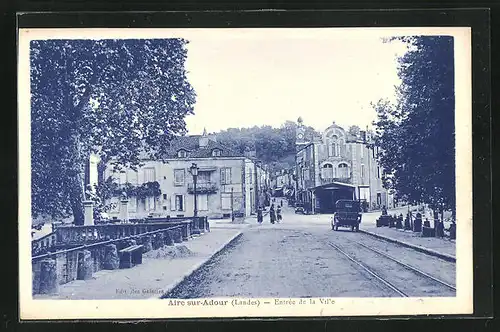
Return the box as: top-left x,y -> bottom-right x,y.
361,164 -> 365,180
303,168 -> 310,181
163,194 -> 167,200
177,150 -> 187,158
198,171 -> 211,183
174,169 -> 185,186
146,196 -> 155,211
321,164 -> 334,179
128,171 -> 138,185
128,197 -> 137,212
163,206 -> 167,210
377,167 -> 380,179
143,168 -> 155,183
212,149 -> 222,157
220,167 -> 232,184
338,163 -> 349,178
221,193 -> 232,210
249,171 -> 253,184
198,194 -> 208,211
175,195 -> 184,211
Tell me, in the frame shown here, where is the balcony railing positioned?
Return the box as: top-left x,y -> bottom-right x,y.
320,177 -> 352,185
187,182 -> 218,194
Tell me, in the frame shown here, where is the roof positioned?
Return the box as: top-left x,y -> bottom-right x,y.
139,134 -> 245,160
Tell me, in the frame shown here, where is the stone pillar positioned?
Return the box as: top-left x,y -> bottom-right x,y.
120,199 -> 129,222
182,222 -> 190,241
142,236 -> 153,253
164,231 -> 174,246
173,229 -> 182,243
38,258 -> 58,294
83,201 -> 94,226
103,244 -> 120,270
191,218 -> 201,235
77,250 -> 93,280
153,233 -> 164,249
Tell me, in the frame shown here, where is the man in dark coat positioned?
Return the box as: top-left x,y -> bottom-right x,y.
257,206 -> 263,224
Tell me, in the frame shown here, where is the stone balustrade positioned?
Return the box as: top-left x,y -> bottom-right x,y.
54,221 -> 193,246
31,223 -> 195,296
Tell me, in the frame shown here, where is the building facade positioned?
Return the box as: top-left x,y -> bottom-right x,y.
102,131 -> 268,219
295,119 -> 393,214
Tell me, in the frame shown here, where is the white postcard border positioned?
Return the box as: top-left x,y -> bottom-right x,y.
18,27 -> 473,320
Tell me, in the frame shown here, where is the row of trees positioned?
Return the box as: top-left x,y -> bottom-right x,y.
373,36 -> 455,219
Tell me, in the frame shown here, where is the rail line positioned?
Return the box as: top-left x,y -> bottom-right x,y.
351,239 -> 456,291
327,240 -> 456,297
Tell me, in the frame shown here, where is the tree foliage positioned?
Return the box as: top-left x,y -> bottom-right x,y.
373,36 -> 455,213
31,39 -> 196,223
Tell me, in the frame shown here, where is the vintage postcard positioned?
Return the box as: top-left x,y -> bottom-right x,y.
18,26 -> 472,320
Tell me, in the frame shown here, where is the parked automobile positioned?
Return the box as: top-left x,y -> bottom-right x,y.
331,200 -> 362,232
294,203 -> 305,214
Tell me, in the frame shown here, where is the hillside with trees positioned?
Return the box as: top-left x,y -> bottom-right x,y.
214,120 -> 319,174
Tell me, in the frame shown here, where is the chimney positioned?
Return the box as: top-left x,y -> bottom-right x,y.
199,128 -> 209,147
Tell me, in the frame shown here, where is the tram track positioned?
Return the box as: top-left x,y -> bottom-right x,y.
326,239 -> 456,297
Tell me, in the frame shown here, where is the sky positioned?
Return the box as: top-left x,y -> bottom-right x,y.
182,29 -> 408,135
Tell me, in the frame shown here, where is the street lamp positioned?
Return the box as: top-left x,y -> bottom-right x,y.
189,163 -> 199,217
254,160 -> 261,212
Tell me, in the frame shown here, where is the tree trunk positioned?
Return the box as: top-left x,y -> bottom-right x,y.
69,171 -> 85,225
67,132 -> 86,225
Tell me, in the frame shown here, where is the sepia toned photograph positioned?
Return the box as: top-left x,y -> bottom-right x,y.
18,26 -> 473,319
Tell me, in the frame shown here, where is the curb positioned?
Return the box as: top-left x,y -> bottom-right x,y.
359,229 -> 456,263
152,231 -> 244,299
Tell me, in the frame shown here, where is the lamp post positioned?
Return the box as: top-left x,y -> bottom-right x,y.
189,163 -> 199,217
254,160 -> 261,212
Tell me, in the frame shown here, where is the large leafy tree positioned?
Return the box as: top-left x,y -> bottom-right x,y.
373,36 -> 455,217
31,39 -> 196,225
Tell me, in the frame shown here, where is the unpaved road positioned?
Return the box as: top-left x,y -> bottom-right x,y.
164,220 -> 456,298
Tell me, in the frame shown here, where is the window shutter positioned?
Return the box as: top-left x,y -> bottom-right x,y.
170,195 -> 175,211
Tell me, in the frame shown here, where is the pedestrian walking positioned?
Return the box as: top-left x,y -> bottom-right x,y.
276,206 -> 282,223
257,206 -> 263,224
269,204 -> 276,224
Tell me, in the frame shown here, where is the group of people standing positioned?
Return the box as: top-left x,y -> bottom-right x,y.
257,199 -> 284,224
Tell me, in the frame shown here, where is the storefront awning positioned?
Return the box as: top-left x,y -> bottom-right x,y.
314,181 -> 356,190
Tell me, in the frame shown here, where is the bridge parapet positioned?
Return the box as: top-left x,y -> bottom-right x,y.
32,217 -> 209,256
31,218 -> 209,296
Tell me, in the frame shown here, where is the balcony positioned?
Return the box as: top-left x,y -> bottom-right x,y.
187,182 -> 218,194
320,177 -> 352,185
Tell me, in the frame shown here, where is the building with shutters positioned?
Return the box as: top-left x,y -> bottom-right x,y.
295,118 -> 393,214
101,130 -> 269,220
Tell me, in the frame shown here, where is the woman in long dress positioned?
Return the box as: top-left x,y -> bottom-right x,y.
269,204 -> 276,224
